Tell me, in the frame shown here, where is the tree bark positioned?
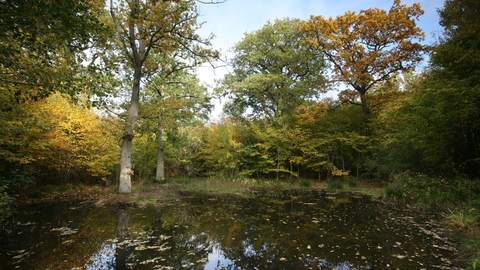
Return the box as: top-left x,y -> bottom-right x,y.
155,127 -> 165,183
360,94 -> 370,115
117,0 -> 144,194
119,61 -> 141,193
119,135 -> 133,193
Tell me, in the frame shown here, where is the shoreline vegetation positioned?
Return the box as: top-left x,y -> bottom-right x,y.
7,176 -> 480,269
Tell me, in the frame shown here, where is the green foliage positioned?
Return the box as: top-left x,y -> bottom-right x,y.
293,102 -> 372,179
0,169 -> 35,218
0,185 -> 14,219
299,178 -> 313,187
432,0 -> 480,84
131,132 -> 157,180
0,0 -> 108,101
347,178 -> 358,187
0,169 -> 35,189
378,73 -> 480,177
384,173 -> 480,209
384,178 -> 409,201
446,208 -> 478,229
219,18 -> 326,121
372,0 -> 480,179
196,119 -> 245,178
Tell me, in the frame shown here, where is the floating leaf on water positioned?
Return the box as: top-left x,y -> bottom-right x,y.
51,227 -> 78,235
18,222 -> 36,226
12,253 -> 28,259
153,265 -> 172,269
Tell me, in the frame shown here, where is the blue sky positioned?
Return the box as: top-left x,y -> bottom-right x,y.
195,0 -> 446,118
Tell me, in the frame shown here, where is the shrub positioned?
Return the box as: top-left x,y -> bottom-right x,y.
384,178 -> 408,201
0,185 -> 14,219
299,178 -> 313,187
347,178 -> 358,187
327,180 -> 343,190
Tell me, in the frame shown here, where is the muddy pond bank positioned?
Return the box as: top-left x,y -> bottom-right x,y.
0,189 -> 462,270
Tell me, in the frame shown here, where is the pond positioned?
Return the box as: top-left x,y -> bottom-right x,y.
0,190 -> 460,270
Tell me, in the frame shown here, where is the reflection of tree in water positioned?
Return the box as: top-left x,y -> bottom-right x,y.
116,208 -> 129,270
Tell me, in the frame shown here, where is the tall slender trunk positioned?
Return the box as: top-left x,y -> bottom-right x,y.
156,127 -> 165,183
119,64 -> 142,193
117,0 -> 144,194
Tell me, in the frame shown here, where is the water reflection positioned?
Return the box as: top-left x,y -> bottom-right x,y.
0,191 -> 459,270
116,209 -> 130,270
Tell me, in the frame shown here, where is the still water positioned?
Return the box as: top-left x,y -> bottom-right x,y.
0,190 -> 460,270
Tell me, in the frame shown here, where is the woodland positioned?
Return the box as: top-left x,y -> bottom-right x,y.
0,0 -> 479,221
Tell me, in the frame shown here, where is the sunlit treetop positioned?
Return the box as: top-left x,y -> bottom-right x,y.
299,0 -> 426,114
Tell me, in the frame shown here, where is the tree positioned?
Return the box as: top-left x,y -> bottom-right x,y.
0,0 -> 110,174
0,0 -> 106,97
377,0 -> 480,177
431,0 -> 480,84
292,101 -> 371,179
220,18 -> 327,123
0,92 -> 119,182
196,119 -> 245,177
107,0 -> 217,193
299,0 -> 426,115
139,71 -> 211,182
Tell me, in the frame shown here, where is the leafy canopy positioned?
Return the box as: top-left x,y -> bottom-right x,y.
299,0 -> 426,114
220,18 -> 327,121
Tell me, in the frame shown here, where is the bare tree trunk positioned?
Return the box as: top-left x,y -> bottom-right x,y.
118,65 -> 141,193
156,127 -> 165,183
115,0 -> 144,194
119,135 -> 133,193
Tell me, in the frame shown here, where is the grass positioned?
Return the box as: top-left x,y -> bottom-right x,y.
327,180 -> 343,190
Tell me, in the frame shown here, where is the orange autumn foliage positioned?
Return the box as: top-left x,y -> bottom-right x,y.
299,0 -> 426,114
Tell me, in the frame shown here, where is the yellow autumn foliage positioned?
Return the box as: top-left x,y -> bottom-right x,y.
0,93 -> 120,178
36,93 -> 120,177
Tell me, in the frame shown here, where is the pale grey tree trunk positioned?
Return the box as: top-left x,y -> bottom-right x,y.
155,128 -> 165,183
118,58 -> 142,193
113,0 -> 144,194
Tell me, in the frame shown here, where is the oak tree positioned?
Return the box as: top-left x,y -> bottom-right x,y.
220,18 -> 327,123
107,0 -> 217,193
299,0 -> 426,115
